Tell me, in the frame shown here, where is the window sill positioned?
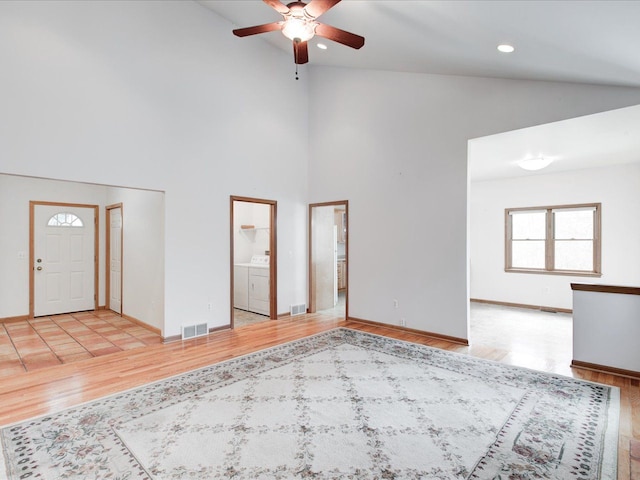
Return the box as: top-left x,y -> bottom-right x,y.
505,268 -> 602,278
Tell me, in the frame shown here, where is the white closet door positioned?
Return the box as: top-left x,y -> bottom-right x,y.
109,207 -> 123,314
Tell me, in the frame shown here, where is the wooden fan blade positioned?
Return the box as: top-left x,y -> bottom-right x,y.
293,40 -> 309,64
233,22 -> 283,37
315,23 -> 365,49
263,0 -> 290,15
304,0 -> 341,19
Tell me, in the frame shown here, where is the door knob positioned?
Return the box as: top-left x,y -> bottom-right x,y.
36,266 -> 43,271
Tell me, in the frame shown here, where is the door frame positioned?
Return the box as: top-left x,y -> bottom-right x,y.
230,195 -> 278,327
308,200 -> 348,318
29,200 -> 99,318
105,203 -> 123,314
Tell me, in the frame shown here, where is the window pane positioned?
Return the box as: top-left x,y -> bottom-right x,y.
47,212 -> 84,227
555,240 -> 593,271
511,212 -> 546,240
512,240 -> 545,269
554,210 -> 593,240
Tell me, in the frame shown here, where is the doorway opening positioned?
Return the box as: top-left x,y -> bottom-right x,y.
464,106 -> 638,357
29,201 -> 99,318
230,196 -> 277,328
309,201 -> 348,318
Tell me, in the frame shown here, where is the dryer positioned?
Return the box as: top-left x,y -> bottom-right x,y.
234,255 -> 270,315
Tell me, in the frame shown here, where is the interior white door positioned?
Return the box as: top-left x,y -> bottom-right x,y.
34,205 -> 95,317
311,206 -> 337,311
333,226 -> 338,306
109,207 -> 122,314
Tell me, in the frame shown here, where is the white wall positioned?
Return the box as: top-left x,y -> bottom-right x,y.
106,186 -> 165,330
573,289 -> 640,372
233,202 -> 254,265
470,163 -> 640,310
0,1 -> 309,336
0,175 -> 107,318
307,66 -> 640,340
3,1 -> 640,340
233,202 -> 270,264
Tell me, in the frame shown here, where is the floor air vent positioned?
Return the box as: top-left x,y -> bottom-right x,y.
290,303 -> 306,316
182,322 -> 208,340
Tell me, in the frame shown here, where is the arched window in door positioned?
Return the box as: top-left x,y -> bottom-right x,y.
47,212 -> 84,227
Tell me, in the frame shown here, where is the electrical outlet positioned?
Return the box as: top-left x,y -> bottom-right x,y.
393,299 -> 399,308
400,318 -> 406,327
207,303 -> 213,311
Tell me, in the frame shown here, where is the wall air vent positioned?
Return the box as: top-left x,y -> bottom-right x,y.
290,303 -> 307,316
182,322 -> 208,340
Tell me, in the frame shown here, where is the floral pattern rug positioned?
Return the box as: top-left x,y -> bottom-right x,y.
1,328 -> 619,479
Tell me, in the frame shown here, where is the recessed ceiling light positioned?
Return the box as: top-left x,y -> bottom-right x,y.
317,43 -> 327,50
497,44 -> 515,53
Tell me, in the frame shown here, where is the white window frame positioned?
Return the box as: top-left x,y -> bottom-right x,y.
47,212 -> 84,227
505,203 -> 601,277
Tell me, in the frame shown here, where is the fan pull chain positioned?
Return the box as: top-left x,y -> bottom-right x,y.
295,63 -> 299,80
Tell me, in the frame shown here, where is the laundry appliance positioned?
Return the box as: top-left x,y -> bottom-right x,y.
234,255 -> 270,316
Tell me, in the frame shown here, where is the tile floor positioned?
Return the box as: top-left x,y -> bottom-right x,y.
233,308 -> 270,328
0,310 -> 162,377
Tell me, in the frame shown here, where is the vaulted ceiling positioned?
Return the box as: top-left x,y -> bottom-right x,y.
201,1 -> 640,180
201,0 -> 640,87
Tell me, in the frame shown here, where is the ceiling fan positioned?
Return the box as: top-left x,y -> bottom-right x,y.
232,0 -> 365,65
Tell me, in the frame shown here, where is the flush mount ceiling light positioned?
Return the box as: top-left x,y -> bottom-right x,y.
232,0 -> 364,66
518,156 -> 553,171
497,44 -> 515,53
317,43 -> 328,50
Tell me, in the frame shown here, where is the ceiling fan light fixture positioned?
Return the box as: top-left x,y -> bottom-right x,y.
281,17 -> 316,43
232,0 -> 364,66
518,156 -> 553,171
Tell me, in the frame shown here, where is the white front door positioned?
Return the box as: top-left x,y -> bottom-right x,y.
34,205 -> 96,317
108,207 -> 122,314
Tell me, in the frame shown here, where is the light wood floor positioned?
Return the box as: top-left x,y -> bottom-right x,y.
0,310 -> 637,478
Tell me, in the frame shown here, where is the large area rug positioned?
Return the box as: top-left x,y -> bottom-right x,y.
1,328 -> 618,479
